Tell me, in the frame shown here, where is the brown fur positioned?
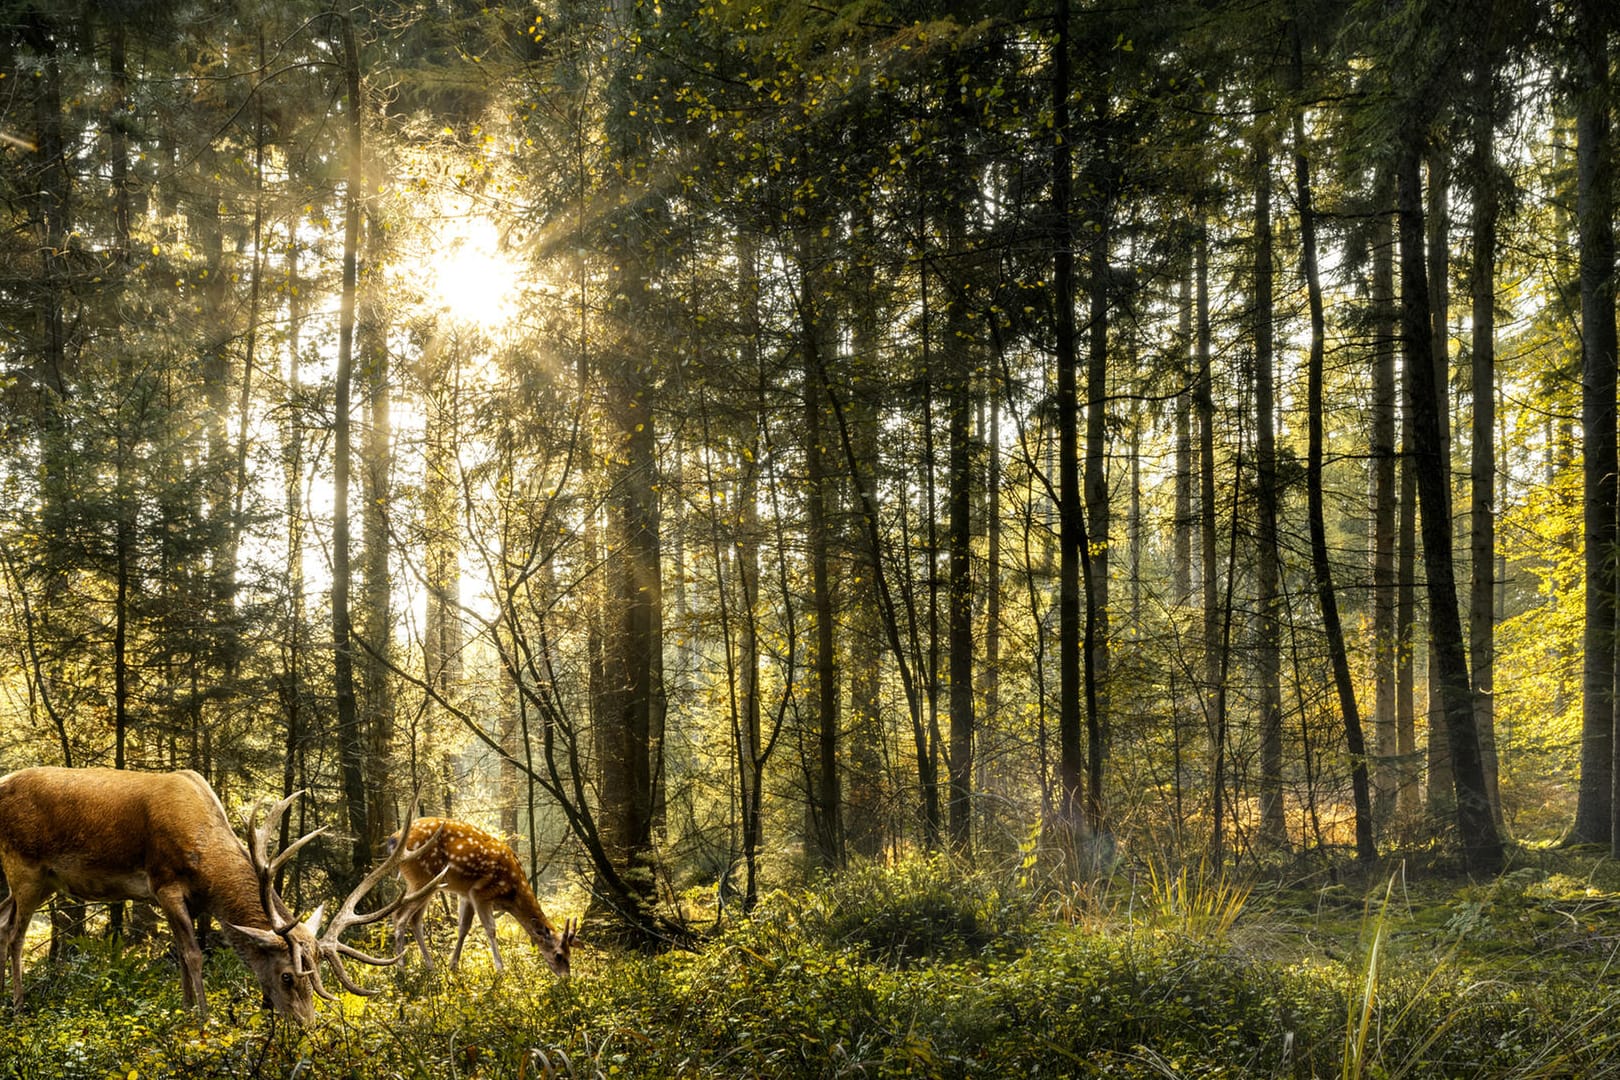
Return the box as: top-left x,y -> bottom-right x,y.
0,767 -> 323,1022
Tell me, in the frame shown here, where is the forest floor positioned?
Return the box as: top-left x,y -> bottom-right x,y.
2,845 -> 1619,1079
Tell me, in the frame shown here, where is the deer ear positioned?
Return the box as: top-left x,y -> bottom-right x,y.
303,903 -> 326,937
231,922 -> 285,950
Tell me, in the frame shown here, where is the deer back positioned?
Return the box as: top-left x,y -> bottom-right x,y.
0,767 -> 252,907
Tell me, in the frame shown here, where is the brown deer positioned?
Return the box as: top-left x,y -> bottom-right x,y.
0,767 -> 442,1023
389,818 -> 576,976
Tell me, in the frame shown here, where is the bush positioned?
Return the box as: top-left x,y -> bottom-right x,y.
4,861 -> 1619,1078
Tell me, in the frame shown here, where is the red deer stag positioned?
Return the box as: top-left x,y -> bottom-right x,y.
0,767 -> 442,1022
390,818 -> 576,976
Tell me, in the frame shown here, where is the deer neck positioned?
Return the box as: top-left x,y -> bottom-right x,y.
509,881 -> 554,943
203,847 -> 281,935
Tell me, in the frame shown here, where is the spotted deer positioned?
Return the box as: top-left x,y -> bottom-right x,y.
0,767 -> 443,1022
389,818 -> 576,976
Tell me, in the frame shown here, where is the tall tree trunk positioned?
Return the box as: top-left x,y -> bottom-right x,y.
1469,50 -> 1502,828
1397,331 -> 1421,816
1372,185 -> 1400,828
1052,0 -> 1087,860
1196,218 -> 1224,858
1083,140 -> 1111,836
360,157 -> 396,849
1397,143 -> 1503,876
423,351 -> 463,813
801,243 -> 844,869
736,417 -> 764,908
736,236 -> 769,904
1293,35 -> 1376,861
333,7 -> 369,888
110,20 -> 133,773
946,206 -> 976,856
1255,142 -> 1286,847
846,221 -> 887,862
1425,150 -> 1456,823
983,376 -> 1003,827
280,223 -> 308,866
1174,275 -> 1194,606
1573,0 -> 1617,849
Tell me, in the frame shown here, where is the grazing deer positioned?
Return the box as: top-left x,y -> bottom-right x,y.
0,767 -> 442,1022
389,818 -> 576,976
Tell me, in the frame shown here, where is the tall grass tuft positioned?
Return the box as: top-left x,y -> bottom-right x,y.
1137,855 -> 1252,943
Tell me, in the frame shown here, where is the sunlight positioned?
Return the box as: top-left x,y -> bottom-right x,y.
421,214 -> 523,331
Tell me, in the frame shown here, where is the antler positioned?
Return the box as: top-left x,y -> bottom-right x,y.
246,790 -> 328,933
315,798 -> 446,997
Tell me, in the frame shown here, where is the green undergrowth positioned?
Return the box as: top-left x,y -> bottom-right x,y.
3,852 -> 1619,1079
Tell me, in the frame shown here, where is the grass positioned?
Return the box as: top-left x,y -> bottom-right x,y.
3,851 -> 1620,1078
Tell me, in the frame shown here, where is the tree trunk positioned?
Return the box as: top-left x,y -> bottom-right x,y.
946,203 -> 976,856
423,350 -> 463,813
1083,139 -> 1111,836
846,223 -> 887,862
1469,50 -> 1502,828
1293,43 -> 1376,861
333,7 -> 370,889
1397,144 -> 1503,876
801,242 -> 844,869
1397,335 -> 1421,816
1174,275 -> 1194,607
1425,150 -> 1456,824
360,156 -> 396,849
1573,0 -> 1617,849
1372,186 -> 1400,829
1255,142 -> 1286,847
1052,0 -> 1087,861
1196,218 -> 1224,858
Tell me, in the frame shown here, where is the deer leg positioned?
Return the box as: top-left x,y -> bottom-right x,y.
153,885 -> 205,1021
449,894 -> 477,970
392,894 -> 436,972
472,894 -> 504,974
0,895 -> 12,1001
2,880 -> 49,1010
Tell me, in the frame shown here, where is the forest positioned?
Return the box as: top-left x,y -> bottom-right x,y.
3,0 -> 1620,1075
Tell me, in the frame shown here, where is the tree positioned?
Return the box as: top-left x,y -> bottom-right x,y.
1571,0 -> 1617,849
1293,20 -> 1375,863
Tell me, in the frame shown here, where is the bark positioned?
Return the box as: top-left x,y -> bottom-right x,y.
1052,0 -> 1087,857
1083,136 -> 1111,835
946,209 -> 975,856
1572,0 -> 1617,848
1174,275 -> 1194,606
801,244 -> 844,869
846,233 -> 887,862
360,153 -> 396,848
333,7 -> 369,888
1372,189 -> 1400,827
1469,51 -> 1502,827
1255,143 -> 1286,847
1425,150 -> 1456,821
1195,220 -> 1224,857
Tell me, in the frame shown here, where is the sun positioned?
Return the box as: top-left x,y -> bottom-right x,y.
421,214 -> 523,332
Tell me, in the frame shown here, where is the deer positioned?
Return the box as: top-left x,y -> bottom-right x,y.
0,766 -> 443,1023
388,817 -> 576,977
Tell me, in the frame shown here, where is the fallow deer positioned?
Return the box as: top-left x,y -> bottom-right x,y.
0,767 -> 442,1022
389,818 -> 576,976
